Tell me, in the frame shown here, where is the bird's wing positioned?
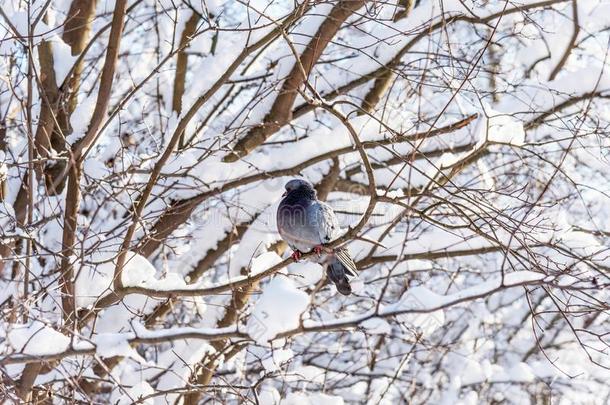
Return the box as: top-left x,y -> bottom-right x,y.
334,247 -> 358,276
312,202 -> 359,275
311,201 -> 342,244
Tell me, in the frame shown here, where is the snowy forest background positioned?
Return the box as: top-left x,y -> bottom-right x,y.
0,0 -> 609,403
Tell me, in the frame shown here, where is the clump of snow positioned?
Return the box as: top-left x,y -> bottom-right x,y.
7,321 -> 70,356
75,253 -> 115,308
476,104 -> 525,147
84,158 -> 110,180
438,151 -> 467,169
390,287 -> 446,335
250,251 -> 283,275
50,37 -> 77,87
506,362 -> 536,382
120,251 -> 188,290
93,333 -> 144,362
121,252 -> 157,286
247,276 -> 309,344
350,278 -> 365,294
262,348 -> 294,372
360,318 -> 391,335
456,356 -> 491,385
115,381 -> 154,405
282,392 -> 345,405
4,11 -> 52,44
288,261 -> 323,287
67,93 -> 97,144
149,339 -> 214,403
259,386 -> 281,405
285,365 -> 326,385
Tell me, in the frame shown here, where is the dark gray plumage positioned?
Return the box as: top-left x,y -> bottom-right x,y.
277,179 -> 357,295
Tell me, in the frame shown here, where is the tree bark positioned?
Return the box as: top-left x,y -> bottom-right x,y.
63,0 -> 99,56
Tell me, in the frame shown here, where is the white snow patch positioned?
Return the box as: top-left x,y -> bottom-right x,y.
50,37 -> 76,87
262,348 -> 293,372
75,253 -> 115,308
115,381 -> 154,405
476,104 -> 525,147
259,386 -> 281,405
286,365 -> 326,384
251,251 -> 283,274
8,321 -> 70,356
288,261 -> 323,287
67,93 -> 97,144
389,287 -> 446,335
121,252 -> 157,286
93,333 -> 145,362
281,392 -> 344,405
247,276 -> 309,344
360,318 -> 392,335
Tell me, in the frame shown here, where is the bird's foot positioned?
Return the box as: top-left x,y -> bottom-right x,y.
313,245 -> 332,256
291,250 -> 303,261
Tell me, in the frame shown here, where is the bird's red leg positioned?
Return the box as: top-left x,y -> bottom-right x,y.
291,250 -> 303,261
313,245 -> 327,256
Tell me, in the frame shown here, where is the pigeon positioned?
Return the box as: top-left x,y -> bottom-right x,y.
277,179 -> 358,295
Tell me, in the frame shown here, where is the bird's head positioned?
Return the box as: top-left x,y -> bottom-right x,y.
282,178 -> 316,198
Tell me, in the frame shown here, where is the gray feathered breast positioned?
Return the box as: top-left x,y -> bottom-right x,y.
277,199 -> 337,251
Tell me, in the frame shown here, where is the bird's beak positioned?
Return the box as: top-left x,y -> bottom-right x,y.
282,191 -> 287,197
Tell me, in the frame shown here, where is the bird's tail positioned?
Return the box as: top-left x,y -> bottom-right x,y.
326,247 -> 357,296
